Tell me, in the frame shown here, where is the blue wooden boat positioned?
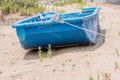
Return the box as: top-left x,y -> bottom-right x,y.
12,7 -> 100,49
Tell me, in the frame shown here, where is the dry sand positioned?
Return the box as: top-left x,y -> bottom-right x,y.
0,4 -> 120,80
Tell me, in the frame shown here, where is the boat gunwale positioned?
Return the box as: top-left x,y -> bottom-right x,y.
12,7 -> 100,28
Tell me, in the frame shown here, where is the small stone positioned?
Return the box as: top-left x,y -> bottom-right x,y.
65,58 -> 72,62
53,69 -> 56,71
44,64 -> 50,67
71,69 -> 74,70
72,64 -> 76,67
69,59 -> 72,62
4,52 -> 8,54
12,43 -> 15,45
0,71 -> 2,75
62,63 -> 65,66
14,71 -> 16,72
2,34 -> 5,36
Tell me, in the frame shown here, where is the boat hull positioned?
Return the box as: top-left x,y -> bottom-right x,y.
12,7 -> 100,49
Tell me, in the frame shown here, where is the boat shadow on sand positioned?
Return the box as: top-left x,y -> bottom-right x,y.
24,29 -> 106,60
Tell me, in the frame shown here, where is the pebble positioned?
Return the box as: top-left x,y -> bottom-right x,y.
0,71 -> 2,75
52,69 -> 56,71
72,64 -> 76,67
12,42 -> 15,45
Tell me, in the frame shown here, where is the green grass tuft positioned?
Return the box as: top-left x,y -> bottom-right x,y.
116,48 -> 119,57
89,75 -> 94,80
78,1 -> 86,9
118,32 -> 120,36
47,44 -> 53,58
114,62 -> 119,69
0,0 -> 46,15
60,9 -> 65,13
103,73 -> 111,80
38,47 -> 43,62
54,0 -> 86,7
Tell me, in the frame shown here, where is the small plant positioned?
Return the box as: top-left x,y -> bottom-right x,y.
78,1 -> 86,9
47,44 -> 53,58
100,19 -> 104,22
110,21 -> 114,26
54,0 -> 86,7
118,32 -> 120,36
103,73 -> 111,80
52,6 -> 56,11
20,7 -> 33,16
114,62 -> 119,69
119,22 -> 120,24
0,0 -> 46,15
89,75 -> 94,80
115,48 -> 119,57
38,47 -> 43,62
60,9 -> 65,13
54,2 -> 67,6
34,4 -> 46,13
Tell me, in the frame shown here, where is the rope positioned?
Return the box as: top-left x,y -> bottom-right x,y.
54,19 -> 105,37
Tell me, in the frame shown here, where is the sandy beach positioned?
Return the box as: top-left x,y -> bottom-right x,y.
0,4 -> 120,80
